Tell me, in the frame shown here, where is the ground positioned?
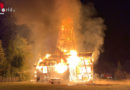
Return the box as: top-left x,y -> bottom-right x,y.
0,80 -> 130,90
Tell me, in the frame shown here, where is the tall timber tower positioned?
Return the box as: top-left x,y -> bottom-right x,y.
57,19 -> 76,53
35,18 -> 94,82
56,18 -> 78,81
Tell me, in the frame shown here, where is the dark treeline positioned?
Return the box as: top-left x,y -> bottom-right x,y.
0,14 -> 33,80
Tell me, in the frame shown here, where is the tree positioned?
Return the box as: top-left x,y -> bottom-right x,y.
0,40 -> 7,76
7,35 -> 33,80
114,61 -> 124,80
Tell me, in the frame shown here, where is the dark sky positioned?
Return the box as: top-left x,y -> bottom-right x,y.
81,0 -> 130,73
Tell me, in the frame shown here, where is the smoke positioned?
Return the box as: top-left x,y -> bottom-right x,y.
7,1 -> 105,63
6,0 -> 80,60
75,3 -> 106,62
8,0 -> 59,59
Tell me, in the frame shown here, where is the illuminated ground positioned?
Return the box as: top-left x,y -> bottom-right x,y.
0,80 -> 130,90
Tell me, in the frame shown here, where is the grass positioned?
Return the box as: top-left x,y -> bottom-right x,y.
0,81 -> 130,90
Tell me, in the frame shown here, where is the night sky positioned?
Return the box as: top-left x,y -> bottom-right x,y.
81,0 -> 130,73
0,0 -> 130,73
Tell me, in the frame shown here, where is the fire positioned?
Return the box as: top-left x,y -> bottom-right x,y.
66,50 -> 93,82
70,50 -> 77,56
36,58 -> 43,71
35,18 -> 94,83
35,54 -> 51,73
55,59 -> 67,73
67,50 -> 80,67
35,50 -> 93,82
36,57 -> 67,74
45,54 -> 51,59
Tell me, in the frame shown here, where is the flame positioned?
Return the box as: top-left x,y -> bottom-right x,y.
55,59 -> 67,73
67,50 -> 80,67
35,50 -> 93,82
35,19 -> 93,82
36,58 -> 43,70
66,50 -> 93,81
45,54 -> 51,59
35,53 -> 51,73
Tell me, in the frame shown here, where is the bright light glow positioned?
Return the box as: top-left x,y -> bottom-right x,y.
70,50 -> 77,56
55,62 -> 67,73
67,50 -> 80,67
87,66 -> 91,73
63,49 -> 67,52
45,54 -> 51,59
35,21 -> 94,82
36,58 -> 43,70
35,43 -> 93,82
43,66 -> 47,73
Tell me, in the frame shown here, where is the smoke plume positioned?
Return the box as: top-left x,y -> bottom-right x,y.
76,3 -> 106,62
7,0 -> 105,63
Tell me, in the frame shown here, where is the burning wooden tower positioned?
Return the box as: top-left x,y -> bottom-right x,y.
35,18 -> 94,83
